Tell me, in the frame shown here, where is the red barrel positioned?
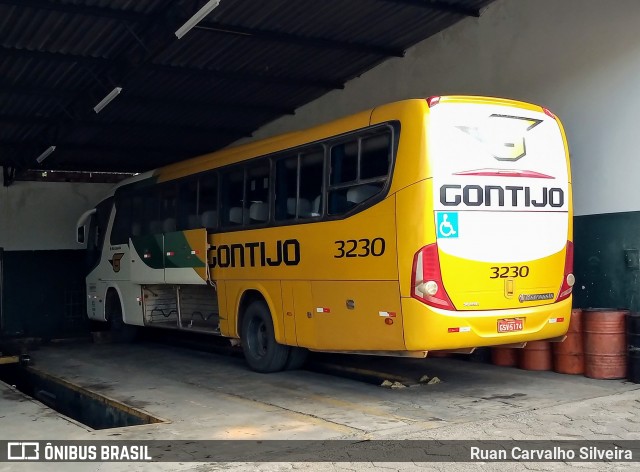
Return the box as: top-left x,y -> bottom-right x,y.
583,308 -> 628,379
553,309 -> 584,374
519,341 -> 552,371
491,347 -> 518,367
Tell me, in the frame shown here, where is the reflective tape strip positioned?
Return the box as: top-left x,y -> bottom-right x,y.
448,326 -> 470,333
316,307 -> 330,313
378,311 -> 397,318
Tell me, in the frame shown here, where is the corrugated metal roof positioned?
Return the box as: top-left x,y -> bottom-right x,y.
0,0 -> 495,175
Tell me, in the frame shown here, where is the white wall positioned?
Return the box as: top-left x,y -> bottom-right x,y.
0,169 -> 112,250
249,0 -> 640,217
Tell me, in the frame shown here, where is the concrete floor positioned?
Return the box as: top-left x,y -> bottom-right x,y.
1,340 -> 640,471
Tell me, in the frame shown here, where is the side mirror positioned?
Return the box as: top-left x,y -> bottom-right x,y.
77,225 -> 86,244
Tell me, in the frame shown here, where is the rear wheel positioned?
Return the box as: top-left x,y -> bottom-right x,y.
107,291 -> 137,343
241,300 -> 289,373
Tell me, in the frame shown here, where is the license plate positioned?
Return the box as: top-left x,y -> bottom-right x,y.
497,318 -> 524,333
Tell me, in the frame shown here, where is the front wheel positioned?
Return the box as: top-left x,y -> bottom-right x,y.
241,301 -> 290,373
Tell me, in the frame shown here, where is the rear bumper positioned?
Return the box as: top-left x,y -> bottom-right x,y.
402,296 -> 572,351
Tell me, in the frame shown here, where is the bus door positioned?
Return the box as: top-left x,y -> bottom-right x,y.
82,197 -> 112,320
164,229 -> 208,284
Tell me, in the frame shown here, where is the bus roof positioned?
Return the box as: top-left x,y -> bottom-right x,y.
113,96 -> 547,189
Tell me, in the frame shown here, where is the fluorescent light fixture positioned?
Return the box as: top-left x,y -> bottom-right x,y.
175,0 -> 221,39
36,145 -> 56,164
94,86 -> 123,113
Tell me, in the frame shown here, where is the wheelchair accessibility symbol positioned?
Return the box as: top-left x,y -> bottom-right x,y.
436,212 -> 459,239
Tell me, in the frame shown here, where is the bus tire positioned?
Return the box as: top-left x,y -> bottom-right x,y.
241,300 -> 289,373
285,347 -> 308,370
106,291 -> 137,343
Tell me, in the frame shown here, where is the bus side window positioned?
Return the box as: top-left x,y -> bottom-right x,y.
144,190 -> 162,234
275,155 -> 297,221
220,168 -> 244,227
328,129 -> 391,216
131,194 -> 144,237
160,184 -> 178,233
199,173 -> 218,229
300,148 -> 323,218
246,160 -> 270,225
360,132 -> 391,180
330,141 -> 358,186
131,189 -> 160,235
111,195 -> 132,245
177,178 -> 200,230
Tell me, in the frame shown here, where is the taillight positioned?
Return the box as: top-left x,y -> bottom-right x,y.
543,107 -> 557,120
426,96 -> 441,107
556,241 -> 575,302
411,243 -> 455,310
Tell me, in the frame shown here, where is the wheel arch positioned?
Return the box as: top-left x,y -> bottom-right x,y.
235,284 -> 286,344
103,284 -> 125,323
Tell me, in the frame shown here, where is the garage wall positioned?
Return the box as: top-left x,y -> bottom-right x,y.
249,0 -> 640,310
0,172 -> 112,251
0,169 -> 113,337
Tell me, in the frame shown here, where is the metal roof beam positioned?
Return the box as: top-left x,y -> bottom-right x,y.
147,63 -> 343,90
380,0 -> 481,17
0,85 -> 295,116
0,0 -> 402,58
0,156 -> 165,174
1,46 -> 342,90
0,141 -> 214,160
0,0 -> 141,22
195,21 -> 404,58
0,115 -> 251,138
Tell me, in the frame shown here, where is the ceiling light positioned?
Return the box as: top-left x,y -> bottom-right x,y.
94,86 -> 123,113
175,0 -> 221,39
36,145 -> 56,164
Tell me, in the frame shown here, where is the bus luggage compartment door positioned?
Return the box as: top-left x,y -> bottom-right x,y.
308,280 -> 404,351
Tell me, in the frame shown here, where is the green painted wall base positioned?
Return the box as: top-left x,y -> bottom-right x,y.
574,211 -> 640,312
1,250 -> 88,338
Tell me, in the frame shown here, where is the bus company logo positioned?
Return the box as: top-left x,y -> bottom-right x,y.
208,239 -> 300,269
519,292 -> 554,303
7,442 -> 40,460
457,114 -> 543,162
109,253 -> 125,273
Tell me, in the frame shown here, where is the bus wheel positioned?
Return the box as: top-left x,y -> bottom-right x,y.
241,301 -> 289,373
285,347 -> 308,370
106,291 -> 137,343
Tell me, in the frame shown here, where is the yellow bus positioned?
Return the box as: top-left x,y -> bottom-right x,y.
77,96 -> 573,372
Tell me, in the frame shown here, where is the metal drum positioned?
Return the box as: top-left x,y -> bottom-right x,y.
583,308 -> 628,379
553,309 -> 584,375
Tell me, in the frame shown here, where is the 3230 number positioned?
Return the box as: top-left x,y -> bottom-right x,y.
334,238 -> 385,258
490,266 -> 530,278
